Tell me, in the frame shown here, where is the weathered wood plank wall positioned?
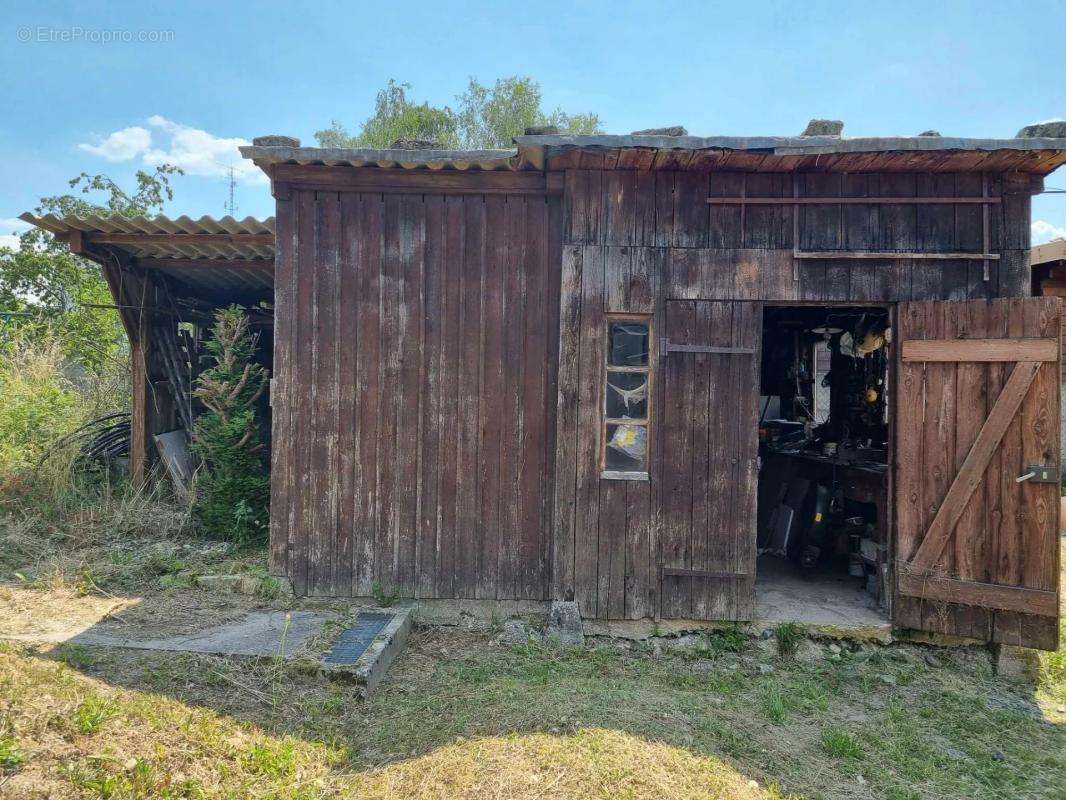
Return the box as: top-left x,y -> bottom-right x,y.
554,167 -> 1034,621
271,188 -> 562,598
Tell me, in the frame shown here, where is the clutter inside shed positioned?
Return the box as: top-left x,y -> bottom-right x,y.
756,306 -> 891,613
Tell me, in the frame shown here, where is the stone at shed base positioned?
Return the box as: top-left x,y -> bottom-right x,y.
545,601 -> 585,647
496,619 -> 533,644
994,644 -> 1041,680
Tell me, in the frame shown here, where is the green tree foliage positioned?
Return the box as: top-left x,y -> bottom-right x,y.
1,165 -> 182,373
191,306 -> 270,545
314,76 -> 602,150
457,76 -> 602,149
316,80 -> 460,149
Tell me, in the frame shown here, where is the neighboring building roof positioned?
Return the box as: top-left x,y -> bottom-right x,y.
242,134 -> 1066,175
19,213 -> 275,303
1032,238 -> 1066,266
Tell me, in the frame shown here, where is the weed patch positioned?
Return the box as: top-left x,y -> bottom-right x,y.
821,727 -> 863,759
70,693 -> 119,734
773,622 -> 805,659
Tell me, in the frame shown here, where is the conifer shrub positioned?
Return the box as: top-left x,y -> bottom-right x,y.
191,306 -> 269,545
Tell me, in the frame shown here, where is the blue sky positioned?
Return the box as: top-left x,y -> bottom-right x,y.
1,0 -> 1064,247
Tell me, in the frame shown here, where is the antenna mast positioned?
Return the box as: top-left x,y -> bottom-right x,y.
223,166 -> 238,216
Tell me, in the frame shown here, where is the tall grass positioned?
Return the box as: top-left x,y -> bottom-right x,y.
0,330 -> 189,591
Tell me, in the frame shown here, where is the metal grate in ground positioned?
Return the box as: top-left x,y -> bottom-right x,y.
322,612 -> 393,665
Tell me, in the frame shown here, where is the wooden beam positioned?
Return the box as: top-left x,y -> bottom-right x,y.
908,360 -> 1042,570
67,228 -> 85,254
136,257 -> 274,271
898,572 -> 1057,616
793,251 -> 1001,260
662,568 -> 748,579
902,338 -> 1058,362
707,196 -> 1002,205
660,338 -> 756,355
86,233 -> 274,246
270,163 -> 557,196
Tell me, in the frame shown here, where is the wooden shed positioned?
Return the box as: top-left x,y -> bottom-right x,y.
236,131 -> 1066,649
31,130 -> 1066,650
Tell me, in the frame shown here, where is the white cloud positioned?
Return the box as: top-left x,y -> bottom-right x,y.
76,116 -> 266,185
142,115 -> 266,185
0,217 -> 29,249
77,125 -> 152,161
1033,219 -> 1066,245
0,217 -> 31,234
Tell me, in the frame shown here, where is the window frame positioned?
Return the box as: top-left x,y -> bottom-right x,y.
601,313 -> 653,481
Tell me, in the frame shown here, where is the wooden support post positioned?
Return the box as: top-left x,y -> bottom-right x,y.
982,173 -> 991,282
792,174 -> 800,281
129,338 -> 151,488
128,278 -> 154,488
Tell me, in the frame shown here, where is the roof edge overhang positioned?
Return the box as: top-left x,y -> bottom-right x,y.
242,135 -> 1066,176
19,212 -> 276,306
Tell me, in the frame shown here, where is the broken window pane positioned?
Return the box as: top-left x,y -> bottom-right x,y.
608,322 -> 649,367
606,371 -> 648,419
605,423 -> 647,471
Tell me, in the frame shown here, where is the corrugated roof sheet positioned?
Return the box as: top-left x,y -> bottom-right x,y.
19,213 -> 276,304
19,213 -> 275,261
240,145 -> 519,171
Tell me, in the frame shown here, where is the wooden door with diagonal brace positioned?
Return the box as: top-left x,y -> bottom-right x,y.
895,298 -> 1061,650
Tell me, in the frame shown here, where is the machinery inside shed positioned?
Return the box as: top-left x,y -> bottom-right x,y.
756,305 -> 891,619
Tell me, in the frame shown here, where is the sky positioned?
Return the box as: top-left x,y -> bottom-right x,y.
1,0 -> 1064,248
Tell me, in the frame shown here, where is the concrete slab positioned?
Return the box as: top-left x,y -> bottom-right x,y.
755,556 -> 889,633
5,610 -> 338,658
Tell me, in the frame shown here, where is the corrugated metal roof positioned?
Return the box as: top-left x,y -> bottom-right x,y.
19,213 -> 275,261
19,213 -> 275,304
241,134 -> 1066,175
239,144 -> 519,171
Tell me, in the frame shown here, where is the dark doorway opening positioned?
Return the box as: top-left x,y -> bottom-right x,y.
755,305 -> 891,625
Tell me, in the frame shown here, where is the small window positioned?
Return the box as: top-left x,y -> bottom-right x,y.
603,317 -> 651,479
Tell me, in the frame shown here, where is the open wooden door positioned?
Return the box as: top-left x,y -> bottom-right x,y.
895,297 -> 1062,650
659,300 -> 761,620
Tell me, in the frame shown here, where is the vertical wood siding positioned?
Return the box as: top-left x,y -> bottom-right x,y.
271,190 -> 561,598
272,166 -> 1038,627
555,168 -> 1035,621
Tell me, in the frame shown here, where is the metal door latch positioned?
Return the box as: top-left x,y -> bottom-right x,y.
1015,465 -> 1059,483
